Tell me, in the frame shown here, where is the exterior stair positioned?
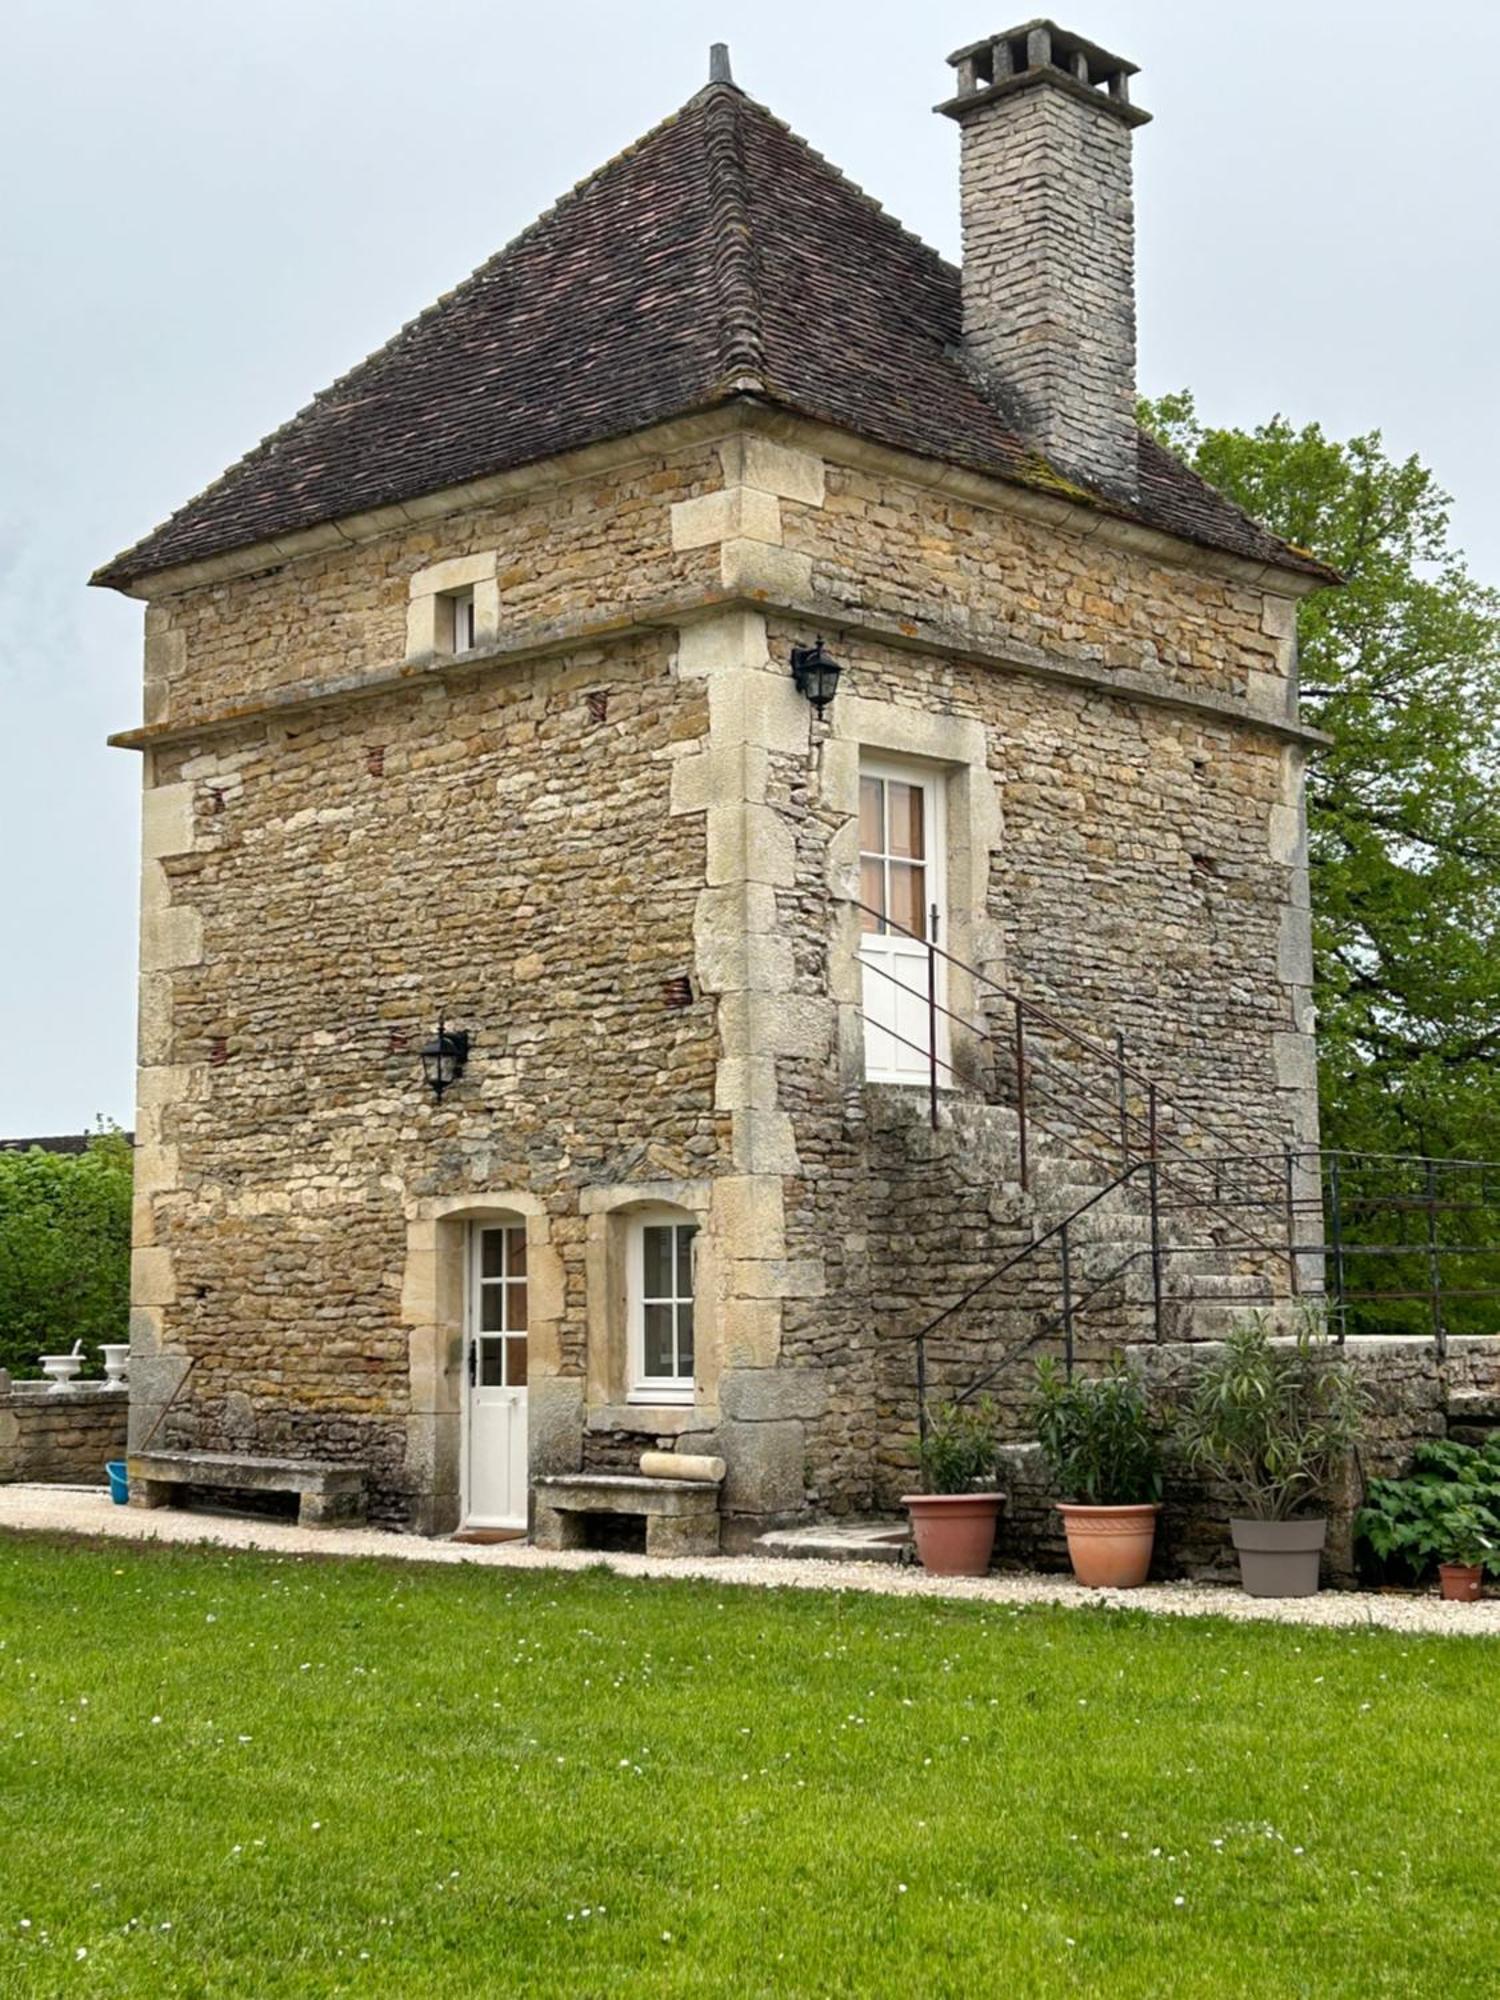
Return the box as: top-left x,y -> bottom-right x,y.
1443,1388 -> 1500,1448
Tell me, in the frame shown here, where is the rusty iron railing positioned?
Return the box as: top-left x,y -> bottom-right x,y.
842,901 -> 1500,1419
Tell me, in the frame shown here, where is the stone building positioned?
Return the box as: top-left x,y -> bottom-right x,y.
96,24 -> 1337,1546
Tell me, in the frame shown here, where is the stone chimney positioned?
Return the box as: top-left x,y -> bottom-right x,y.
938,21 -> 1150,500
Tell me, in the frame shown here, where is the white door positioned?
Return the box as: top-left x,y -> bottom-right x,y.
858,759 -> 946,1083
464,1222 -> 529,1529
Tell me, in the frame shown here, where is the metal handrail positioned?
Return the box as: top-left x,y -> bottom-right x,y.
847,897 -> 1290,1193
844,895 -> 1500,1414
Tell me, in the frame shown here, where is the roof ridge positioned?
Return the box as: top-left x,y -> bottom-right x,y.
699,84 -> 768,396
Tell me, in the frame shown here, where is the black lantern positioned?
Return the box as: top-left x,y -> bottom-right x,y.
790,638 -> 842,718
419,1018 -> 470,1100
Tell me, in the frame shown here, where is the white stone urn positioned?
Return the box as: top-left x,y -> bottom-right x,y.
100,1343 -> 130,1386
40,1354 -> 83,1390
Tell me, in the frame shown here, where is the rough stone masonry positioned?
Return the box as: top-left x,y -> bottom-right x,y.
95,25 -> 1348,1548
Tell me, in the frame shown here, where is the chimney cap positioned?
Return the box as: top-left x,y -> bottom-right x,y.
938,19 -> 1150,128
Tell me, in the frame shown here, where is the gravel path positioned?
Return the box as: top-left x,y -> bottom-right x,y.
2,1483 -> 1495,1638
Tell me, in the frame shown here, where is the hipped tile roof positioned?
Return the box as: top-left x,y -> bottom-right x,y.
93,80 -> 1328,591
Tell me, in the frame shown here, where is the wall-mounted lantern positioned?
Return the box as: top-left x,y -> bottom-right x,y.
790,638 -> 842,718
419,1018 -> 470,1100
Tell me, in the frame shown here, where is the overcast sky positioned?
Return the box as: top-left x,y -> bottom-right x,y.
2,0 -> 1497,1135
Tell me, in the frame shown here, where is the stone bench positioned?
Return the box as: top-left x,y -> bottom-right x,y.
126,1450 -> 366,1527
532,1473 -> 721,1558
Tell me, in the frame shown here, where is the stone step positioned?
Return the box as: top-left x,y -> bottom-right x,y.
1445,1390 -> 1500,1422
754,1520 -> 911,1566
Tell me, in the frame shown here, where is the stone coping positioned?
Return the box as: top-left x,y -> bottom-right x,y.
2,1379 -> 128,1398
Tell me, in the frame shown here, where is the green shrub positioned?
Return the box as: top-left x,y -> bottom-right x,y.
0,1132 -> 132,1377
1356,1438 -> 1500,1579
1173,1310 -> 1367,1521
912,1396 -> 1001,1495
1031,1358 -> 1162,1506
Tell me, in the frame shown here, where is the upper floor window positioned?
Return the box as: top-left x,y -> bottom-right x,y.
406,553 -> 496,664
628,1209 -> 697,1403
442,588 -> 476,655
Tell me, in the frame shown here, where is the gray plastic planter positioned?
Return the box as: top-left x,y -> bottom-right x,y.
1230,1517 -> 1327,1597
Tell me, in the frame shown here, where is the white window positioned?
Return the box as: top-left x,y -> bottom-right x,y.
473,1222 -> 528,1386
859,764 -> 936,941
441,588 -> 476,655
856,756 -> 948,1083
627,1209 -> 697,1403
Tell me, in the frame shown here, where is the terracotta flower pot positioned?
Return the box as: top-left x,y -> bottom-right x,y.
902,1493 -> 1003,1576
1056,1502 -> 1160,1589
1230,1517 -> 1326,1597
1438,1562 -> 1484,1602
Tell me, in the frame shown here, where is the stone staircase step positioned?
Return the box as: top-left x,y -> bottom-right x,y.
754,1521 -> 911,1566
1445,1390 -> 1500,1423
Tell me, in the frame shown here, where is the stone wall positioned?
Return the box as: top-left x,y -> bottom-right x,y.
1132,1335 -> 1500,1585
131,625 -> 725,1522
140,443 -> 724,732
121,412 -> 1325,1537
0,1378 -> 128,1485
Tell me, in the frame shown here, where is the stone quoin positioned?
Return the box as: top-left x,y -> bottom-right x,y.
96,25 -> 1337,1548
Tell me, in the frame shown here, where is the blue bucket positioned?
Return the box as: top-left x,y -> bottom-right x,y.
106,1460 -> 129,1507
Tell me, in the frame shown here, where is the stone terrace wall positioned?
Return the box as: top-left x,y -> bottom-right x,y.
0,1379 -> 128,1484
135,628 -> 723,1519
1135,1336 -> 1500,1585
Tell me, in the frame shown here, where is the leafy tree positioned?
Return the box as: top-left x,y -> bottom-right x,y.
1140,392 -> 1500,1166
0,1132 -> 132,1376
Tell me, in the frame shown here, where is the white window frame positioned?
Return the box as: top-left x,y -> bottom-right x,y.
858,755 -> 944,944
626,1207 -> 697,1405
470,1220 -> 529,1388
856,754 -> 949,1085
442,587 -> 476,655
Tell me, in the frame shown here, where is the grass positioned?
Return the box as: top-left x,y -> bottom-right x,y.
0,1540 -> 1496,1998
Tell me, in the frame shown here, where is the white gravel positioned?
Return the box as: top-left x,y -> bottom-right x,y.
3,1482 -> 1496,1638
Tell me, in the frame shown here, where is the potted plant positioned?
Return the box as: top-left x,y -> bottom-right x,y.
1356,1440 -> 1500,1601
1436,1505 -> 1493,1601
1031,1358 -> 1162,1588
902,1396 -> 1004,1576
1175,1311 -> 1366,1598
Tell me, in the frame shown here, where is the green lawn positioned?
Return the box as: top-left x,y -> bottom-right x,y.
0,1541 -> 1495,1998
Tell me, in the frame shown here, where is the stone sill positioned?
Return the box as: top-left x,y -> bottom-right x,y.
586,1403 -> 718,1436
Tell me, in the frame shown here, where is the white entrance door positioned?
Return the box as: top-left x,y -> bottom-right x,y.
464,1221 -> 529,1529
858,758 -> 946,1083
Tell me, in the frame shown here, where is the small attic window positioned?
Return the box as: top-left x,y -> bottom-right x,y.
440,588 -> 476,655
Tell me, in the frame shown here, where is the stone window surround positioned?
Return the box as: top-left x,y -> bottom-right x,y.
822,695 -> 1005,1096
624,1204 -> 699,1407
581,1181 -> 721,1435
405,551 -> 501,663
